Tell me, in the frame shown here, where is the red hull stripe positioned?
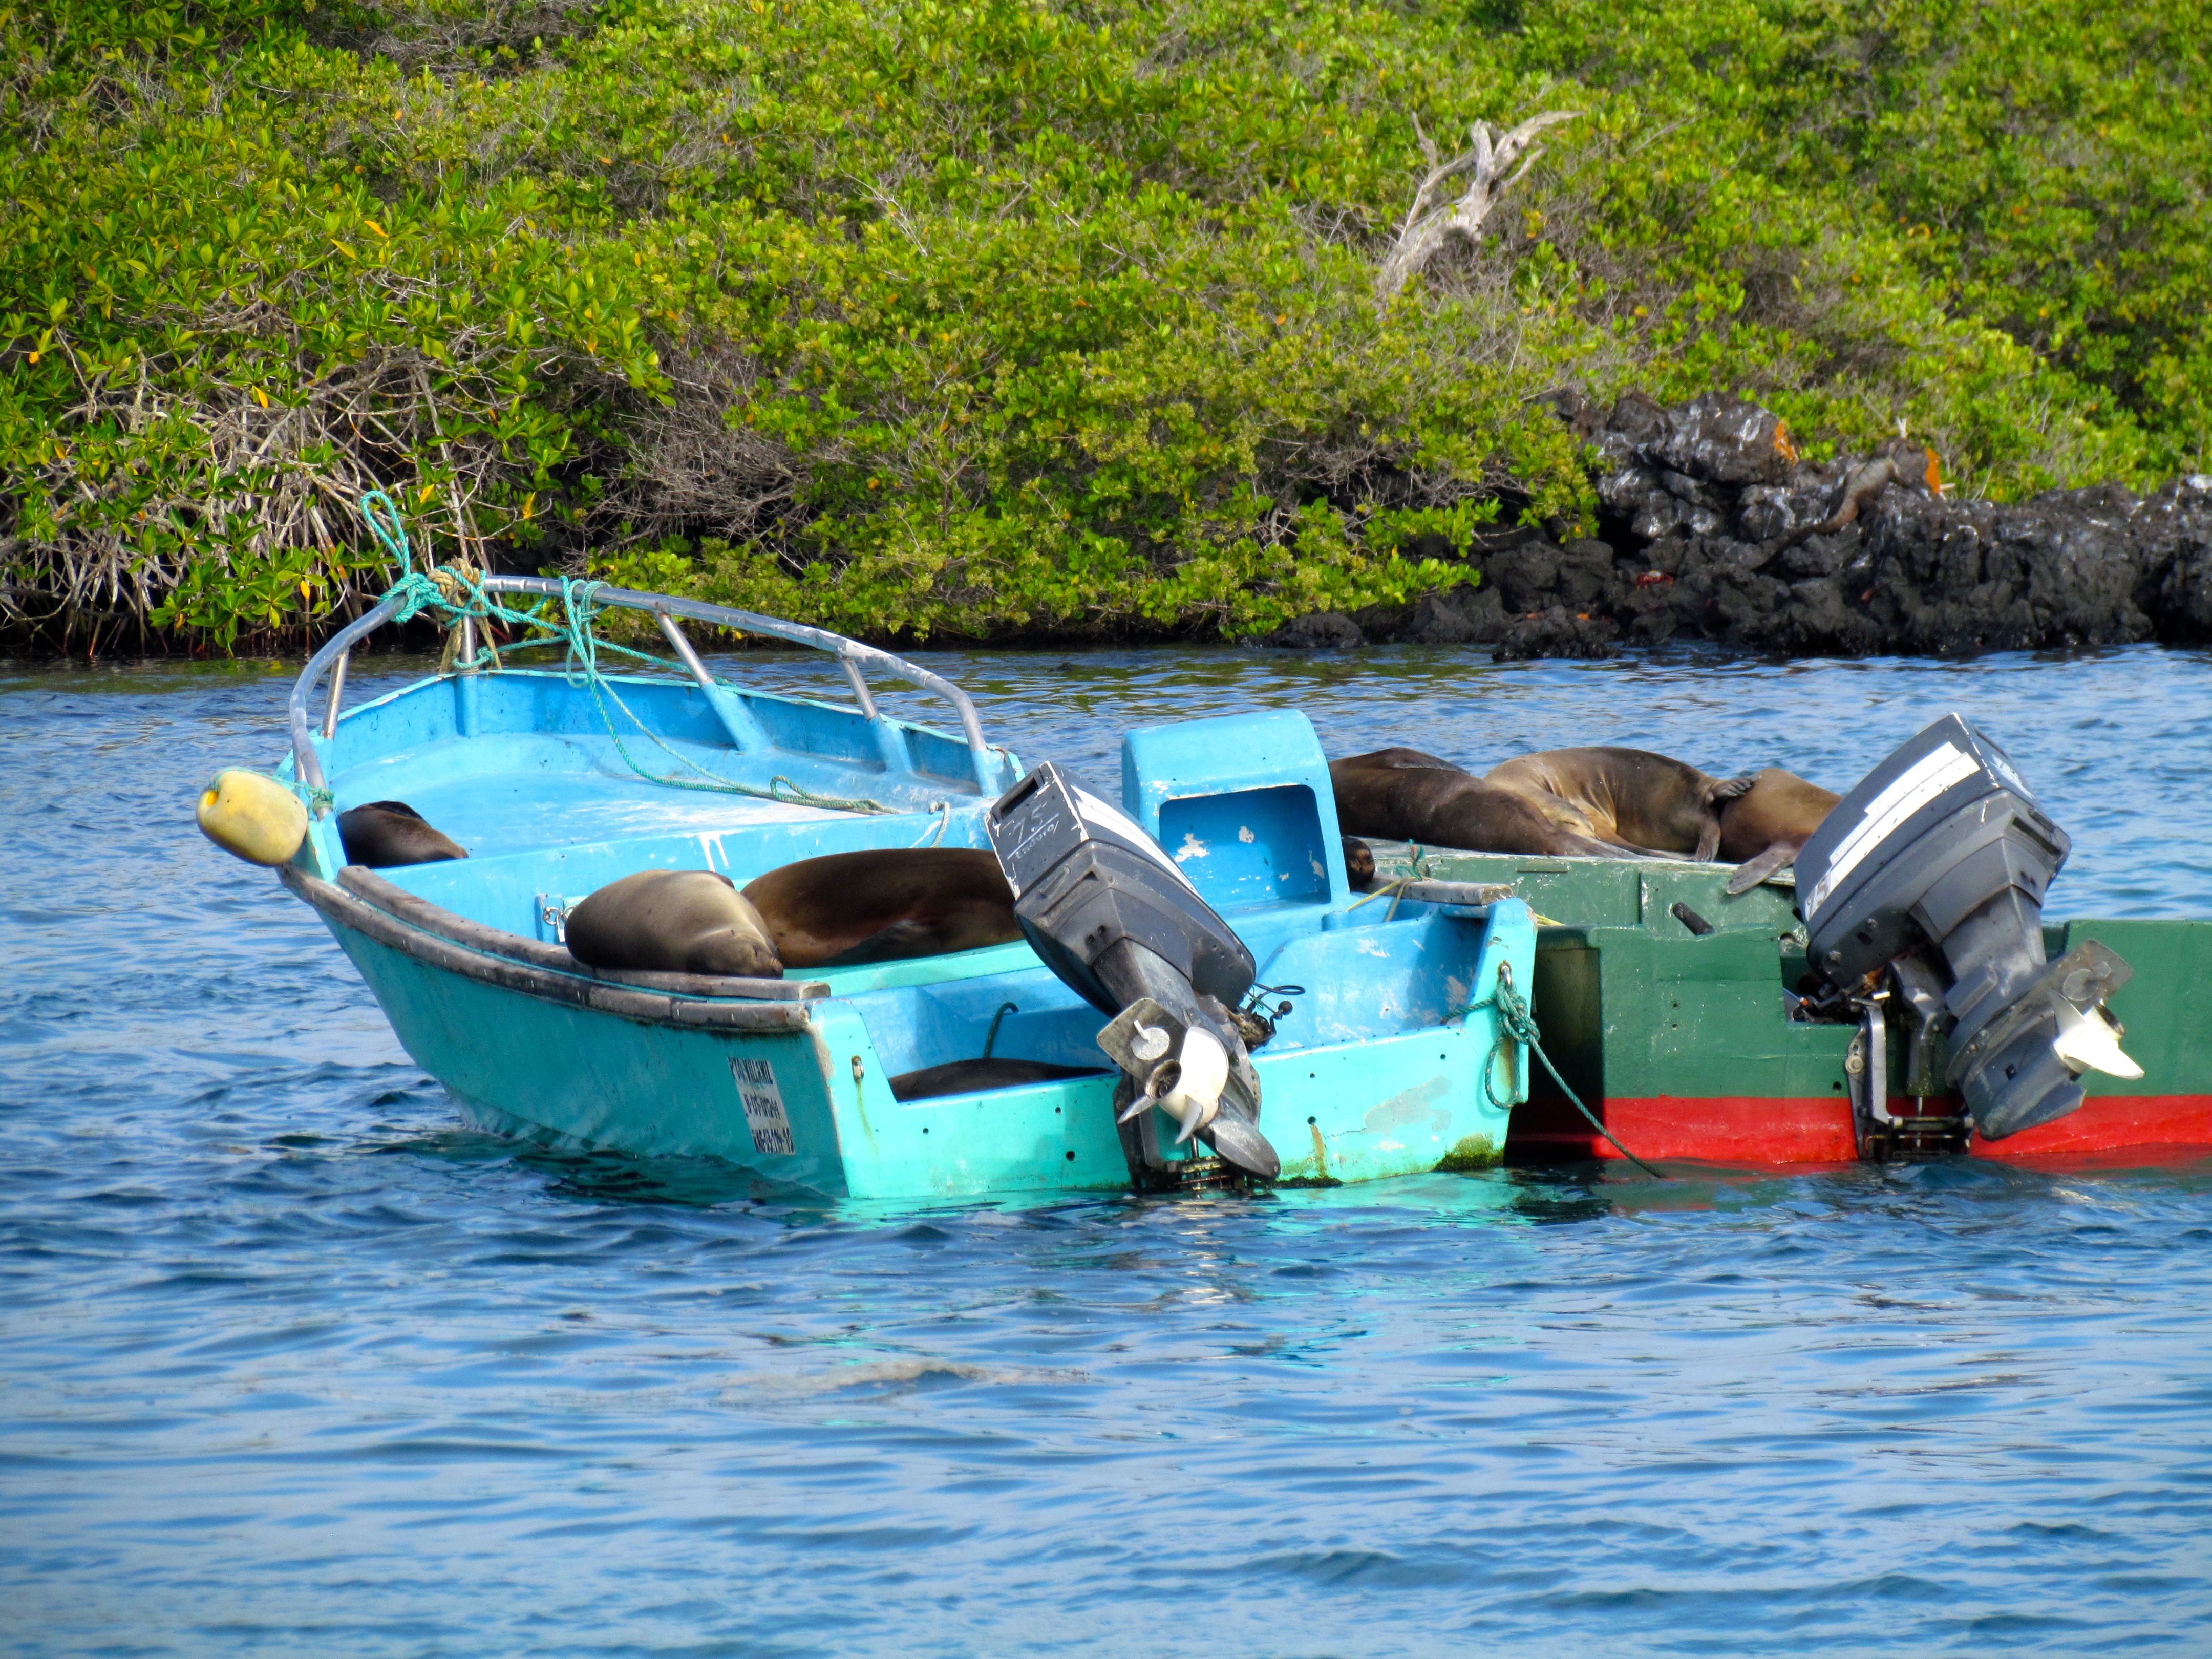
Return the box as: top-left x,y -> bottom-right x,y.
1982,1094 -> 2212,1157
1515,1093 -> 2212,1164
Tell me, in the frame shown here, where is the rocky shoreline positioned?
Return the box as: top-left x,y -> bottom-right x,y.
1266,392 -> 2212,658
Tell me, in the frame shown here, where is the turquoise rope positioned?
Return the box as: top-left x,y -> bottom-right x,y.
353,495 -> 897,815
359,488 -> 414,575
1457,962 -> 1661,1177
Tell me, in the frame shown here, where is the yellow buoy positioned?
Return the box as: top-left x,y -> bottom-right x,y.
196,769 -> 310,867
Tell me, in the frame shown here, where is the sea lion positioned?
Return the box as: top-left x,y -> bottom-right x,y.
1717,768 -> 1841,893
336,800 -> 468,868
566,868 -> 782,977
1329,748 -> 1640,860
1482,748 -> 1754,861
1342,837 -> 1377,890
888,1058 -> 1109,1102
741,847 -> 1020,969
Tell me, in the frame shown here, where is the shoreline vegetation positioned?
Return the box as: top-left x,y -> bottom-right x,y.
5,0 -> 2208,660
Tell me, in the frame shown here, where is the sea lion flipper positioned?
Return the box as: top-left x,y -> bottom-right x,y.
1526,787 -> 1602,835
1725,844 -> 1797,895
1700,774 -> 1765,861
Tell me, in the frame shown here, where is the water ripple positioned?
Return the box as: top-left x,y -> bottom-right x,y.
4,646 -> 2212,1654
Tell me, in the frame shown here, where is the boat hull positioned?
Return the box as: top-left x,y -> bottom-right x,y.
1362,846 -> 2212,1165
301,862 -> 1538,1200
1509,1090 -> 2212,1165
265,653 -> 1541,1199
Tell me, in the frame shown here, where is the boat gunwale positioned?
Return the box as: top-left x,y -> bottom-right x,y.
283,865 -> 817,1031
333,866 -> 829,1002
1354,836 -> 1800,891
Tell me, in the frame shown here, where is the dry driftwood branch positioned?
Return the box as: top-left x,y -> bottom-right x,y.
1375,109 -> 1579,306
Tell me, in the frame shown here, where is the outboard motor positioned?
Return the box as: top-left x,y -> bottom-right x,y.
986,763 -> 1280,1182
1797,713 -> 2139,1142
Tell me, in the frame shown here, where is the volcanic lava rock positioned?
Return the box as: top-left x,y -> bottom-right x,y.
1490,605 -> 1621,661
2147,475 -> 2212,630
1259,609 -> 1365,649
1395,583 -> 1511,645
1485,539 -> 1563,614
1597,390 -> 1800,488
1262,397 -> 2212,661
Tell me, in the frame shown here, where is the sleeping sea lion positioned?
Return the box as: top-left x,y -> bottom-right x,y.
337,800 -> 468,868
1482,748 -> 1754,861
1330,748 -> 1640,860
741,848 -> 1020,969
1342,837 -> 1377,890
1718,768 -> 1841,894
566,869 -> 782,977
888,1058 -> 1109,1101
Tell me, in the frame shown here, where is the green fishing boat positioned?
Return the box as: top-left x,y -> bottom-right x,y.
1355,834 -> 2211,1167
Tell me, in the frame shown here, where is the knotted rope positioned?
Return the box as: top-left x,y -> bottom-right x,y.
1459,961 -> 1661,1177
354,491 -> 897,815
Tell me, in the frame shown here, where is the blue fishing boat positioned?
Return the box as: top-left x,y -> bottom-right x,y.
198,520 -> 1535,1199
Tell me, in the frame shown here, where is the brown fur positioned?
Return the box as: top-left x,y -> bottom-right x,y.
742,848 -> 1019,969
1341,837 -> 1377,890
336,800 -> 467,868
1717,768 -> 1841,892
1330,749 -> 1646,860
1481,748 -> 1751,861
566,868 -> 782,977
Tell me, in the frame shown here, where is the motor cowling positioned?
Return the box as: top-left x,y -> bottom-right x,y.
1797,713 -> 2138,1140
986,764 -> 1278,1179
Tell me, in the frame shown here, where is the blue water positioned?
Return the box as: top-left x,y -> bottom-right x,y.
7,643 -> 2212,1656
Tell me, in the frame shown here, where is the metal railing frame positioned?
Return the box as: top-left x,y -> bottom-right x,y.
288,577 -> 1002,795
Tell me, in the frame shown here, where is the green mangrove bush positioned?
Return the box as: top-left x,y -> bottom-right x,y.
1,0 -> 2199,649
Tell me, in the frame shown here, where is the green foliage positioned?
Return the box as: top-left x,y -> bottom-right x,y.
1496,0 -> 2209,476
0,0 -> 2196,649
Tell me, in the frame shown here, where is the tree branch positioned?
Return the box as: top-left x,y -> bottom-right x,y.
1375,109 -> 1579,307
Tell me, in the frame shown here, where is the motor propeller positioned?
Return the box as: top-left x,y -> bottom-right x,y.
986,764 -> 1280,1181
1797,714 -> 2139,1140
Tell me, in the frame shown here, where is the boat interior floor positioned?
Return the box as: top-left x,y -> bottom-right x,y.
328,727 -> 905,854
